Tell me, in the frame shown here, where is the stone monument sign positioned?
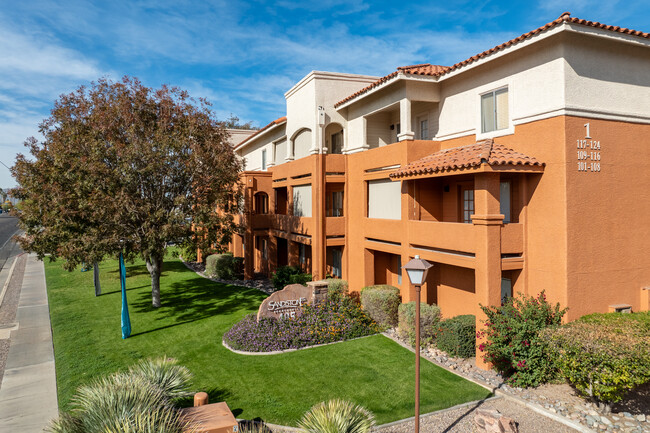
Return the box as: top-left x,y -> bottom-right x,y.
257,281 -> 328,321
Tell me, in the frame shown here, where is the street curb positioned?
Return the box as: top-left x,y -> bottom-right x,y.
495,390 -> 595,433
0,255 -> 18,308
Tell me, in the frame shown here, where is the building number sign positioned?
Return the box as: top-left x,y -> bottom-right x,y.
577,122 -> 601,173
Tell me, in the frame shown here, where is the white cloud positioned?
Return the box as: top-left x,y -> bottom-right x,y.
0,27 -> 102,79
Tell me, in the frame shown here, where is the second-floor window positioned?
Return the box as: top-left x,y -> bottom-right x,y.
330,191 -> 344,217
461,187 -> 474,223
481,87 -> 509,133
420,119 -> 429,140
254,192 -> 268,214
261,149 -> 267,170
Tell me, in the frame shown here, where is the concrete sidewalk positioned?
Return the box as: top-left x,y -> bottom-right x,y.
0,254 -> 58,433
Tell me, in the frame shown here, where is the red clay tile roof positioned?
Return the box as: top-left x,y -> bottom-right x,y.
335,64 -> 449,108
389,139 -> 544,179
336,12 -> 650,108
234,116 -> 287,150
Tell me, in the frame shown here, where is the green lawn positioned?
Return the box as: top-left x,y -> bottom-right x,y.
45,254 -> 490,425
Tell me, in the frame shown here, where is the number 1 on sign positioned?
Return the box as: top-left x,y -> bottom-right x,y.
584,123 -> 591,139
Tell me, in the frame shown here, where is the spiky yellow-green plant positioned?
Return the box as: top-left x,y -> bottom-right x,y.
47,358 -> 196,433
128,357 -> 193,401
299,399 -> 375,433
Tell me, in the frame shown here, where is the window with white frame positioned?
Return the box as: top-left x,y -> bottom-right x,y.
481,87 -> 509,133
420,118 -> 429,140
261,149 -> 267,170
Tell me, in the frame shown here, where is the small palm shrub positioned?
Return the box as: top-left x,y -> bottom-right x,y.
48,358 -> 195,433
397,302 -> 441,347
360,285 -> 401,329
478,291 -> 566,388
435,315 -> 476,358
299,399 -> 375,433
271,265 -> 312,291
541,312 -> 650,406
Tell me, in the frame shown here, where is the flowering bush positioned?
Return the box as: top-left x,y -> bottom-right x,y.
223,297 -> 379,352
541,312 -> 650,405
478,291 -> 566,387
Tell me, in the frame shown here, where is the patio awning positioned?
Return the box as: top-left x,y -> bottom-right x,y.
389,139 -> 545,180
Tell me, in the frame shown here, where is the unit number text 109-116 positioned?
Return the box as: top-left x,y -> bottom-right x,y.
577,123 -> 601,172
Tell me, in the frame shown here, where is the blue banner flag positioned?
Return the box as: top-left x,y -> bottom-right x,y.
119,252 -> 131,339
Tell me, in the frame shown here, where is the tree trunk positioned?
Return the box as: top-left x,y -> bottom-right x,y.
146,254 -> 163,308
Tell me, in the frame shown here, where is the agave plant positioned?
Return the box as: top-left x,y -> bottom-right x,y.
128,357 -> 194,401
299,399 -> 375,433
47,358 -> 196,433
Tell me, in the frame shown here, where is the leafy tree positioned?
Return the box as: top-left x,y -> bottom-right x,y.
222,113 -> 258,130
12,76 -> 243,307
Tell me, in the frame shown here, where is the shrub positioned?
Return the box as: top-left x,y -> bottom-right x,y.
224,297 -> 379,352
205,253 -> 244,280
271,265 -> 312,291
299,399 -> 375,433
397,302 -> 440,347
177,244 -> 197,262
478,291 -> 566,388
435,315 -> 476,358
325,278 -> 348,302
360,285 -> 401,329
541,312 -> 650,405
48,358 -> 194,433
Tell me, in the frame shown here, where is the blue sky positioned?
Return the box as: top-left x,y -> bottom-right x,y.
1,0 -> 648,187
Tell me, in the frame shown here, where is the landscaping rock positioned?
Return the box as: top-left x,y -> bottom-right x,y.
474,409 -> 519,433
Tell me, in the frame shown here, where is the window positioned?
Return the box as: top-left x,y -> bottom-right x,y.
261,149 -> 267,170
501,277 -> 512,305
397,255 -> 402,285
461,187 -> 474,223
292,184 -> 312,217
254,193 -> 268,214
261,238 -> 268,260
500,181 -> 511,224
331,132 -> 343,154
299,243 -> 306,267
420,118 -> 429,140
274,139 -> 287,164
330,191 -> 344,217
331,248 -> 342,278
481,88 -> 509,133
368,179 -> 401,219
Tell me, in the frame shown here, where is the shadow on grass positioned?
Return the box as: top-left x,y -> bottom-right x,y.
177,386 -> 232,408
129,261 -> 266,332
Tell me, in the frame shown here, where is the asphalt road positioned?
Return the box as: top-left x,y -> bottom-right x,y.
0,215 -> 21,272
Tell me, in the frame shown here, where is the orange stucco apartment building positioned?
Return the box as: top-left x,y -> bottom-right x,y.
223,13 -> 650,350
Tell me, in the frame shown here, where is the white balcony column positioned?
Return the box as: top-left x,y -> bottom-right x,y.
286,138 -> 294,161
398,98 -> 415,141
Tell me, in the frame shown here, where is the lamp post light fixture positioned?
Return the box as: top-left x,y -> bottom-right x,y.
402,255 -> 433,433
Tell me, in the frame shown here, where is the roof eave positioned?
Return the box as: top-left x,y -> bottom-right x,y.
390,163 -> 545,181
234,119 -> 287,151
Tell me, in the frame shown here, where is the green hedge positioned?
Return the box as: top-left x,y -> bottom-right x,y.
397,302 -> 440,347
541,311 -> 650,404
360,285 -> 401,329
435,315 -> 476,358
205,253 -> 243,280
325,279 -> 349,302
271,266 -> 312,291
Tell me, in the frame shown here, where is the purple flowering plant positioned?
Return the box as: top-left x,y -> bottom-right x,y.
224,296 -> 379,352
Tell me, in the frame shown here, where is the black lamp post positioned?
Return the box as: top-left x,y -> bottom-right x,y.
403,255 -> 433,433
